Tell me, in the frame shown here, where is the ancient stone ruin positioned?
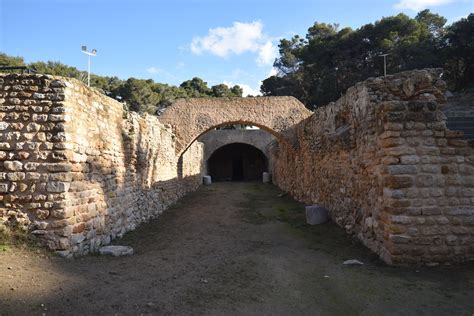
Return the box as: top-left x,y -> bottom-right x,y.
198,129 -> 275,181
0,68 -> 473,265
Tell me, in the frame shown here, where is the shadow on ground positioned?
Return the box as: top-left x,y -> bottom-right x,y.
1,182 -> 473,315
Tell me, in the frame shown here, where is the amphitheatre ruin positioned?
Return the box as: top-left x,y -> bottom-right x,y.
0,67 -> 473,266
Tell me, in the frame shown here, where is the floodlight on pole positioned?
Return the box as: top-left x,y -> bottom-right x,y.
378,53 -> 391,77
81,45 -> 97,87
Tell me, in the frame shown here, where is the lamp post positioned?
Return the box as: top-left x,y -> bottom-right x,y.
378,53 -> 390,77
81,46 -> 97,87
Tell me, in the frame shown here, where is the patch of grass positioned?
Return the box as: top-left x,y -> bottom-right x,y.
0,244 -> 11,252
0,224 -> 41,251
273,199 -> 380,262
239,183 -> 380,262
238,184 -> 301,225
238,192 -> 270,225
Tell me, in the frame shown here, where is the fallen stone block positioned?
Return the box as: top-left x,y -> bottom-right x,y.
262,172 -> 271,183
99,245 -> 134,257
203,175 -> 212,185
343,259 -> 364,265
305,205 -> 329,225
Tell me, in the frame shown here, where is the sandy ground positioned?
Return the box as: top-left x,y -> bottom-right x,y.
0,182 -> 473,315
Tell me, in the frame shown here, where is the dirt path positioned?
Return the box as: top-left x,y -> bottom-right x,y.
1,182 -> 473,315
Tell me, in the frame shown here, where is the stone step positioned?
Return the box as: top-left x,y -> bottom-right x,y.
446,123 -> 474,130
446,116 -> 474,122
446,114 -> 474,139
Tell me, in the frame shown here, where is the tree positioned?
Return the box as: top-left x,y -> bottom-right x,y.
415,9 -> 447,37
179,77 -> 211,97
117,78 -> 161,114
0,53 -> 25,67
443,14 -> 474,90
0,52 -> 246,115
230,85 -> 243,97
261,11 -> 463,109
29,61 -> 84,78
210,84 -> 243,97
211,84 -> 232,97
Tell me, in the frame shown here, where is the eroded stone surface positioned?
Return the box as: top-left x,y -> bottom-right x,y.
99,245 -> 133,257
0,73 -> 205,257
1,69 -> 473,265
160,96 -> 312,155
270,69 -> 474,265
305,205 -> 329,225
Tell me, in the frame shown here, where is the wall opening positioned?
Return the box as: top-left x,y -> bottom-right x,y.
208,143 -> 267,181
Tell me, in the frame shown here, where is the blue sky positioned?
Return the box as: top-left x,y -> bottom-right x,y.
1,0 -> 472,95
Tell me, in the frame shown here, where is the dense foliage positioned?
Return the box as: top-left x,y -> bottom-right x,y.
261,11 -> 474,109
0,54 -> 243,115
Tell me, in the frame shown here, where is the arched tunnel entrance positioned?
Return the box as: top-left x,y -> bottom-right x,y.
208,143 -> 267,181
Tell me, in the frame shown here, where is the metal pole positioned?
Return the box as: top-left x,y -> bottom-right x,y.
82,46 -> 96,87
379,53 -> 390,77
87,54 -> 91,87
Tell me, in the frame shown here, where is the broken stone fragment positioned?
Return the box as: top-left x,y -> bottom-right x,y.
305,205 -> 329,225
203,175 -> 211,185
262,172 -> 271,183
99,245 -> 134,257
46,181 -> 70,193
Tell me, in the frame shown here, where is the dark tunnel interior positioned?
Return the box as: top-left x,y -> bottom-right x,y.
208,143 -> 267,181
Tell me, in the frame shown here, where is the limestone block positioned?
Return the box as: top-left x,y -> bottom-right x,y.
387,165 -> 417,175
203,175 -> 211,185
71,234 -> 86,245
4,160 -> 23,171
0,183 -> 8,192
32,93 -> 45,99
7,172 -> 25,181
47,181 -> 70,193
262,172 -> 271,183
305,205 -> 329,225
99,245 -> 134,257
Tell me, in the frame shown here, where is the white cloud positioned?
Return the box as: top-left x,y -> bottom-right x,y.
191,21 -> 263,57
191,21 -> 276,66
257,41 -> 278,66
394,0 -> 454,11
447,14 -> 468,25
268,67 -> 278,77
146,67 -> 176,80
224,81 -> 261,97
147,67 -> 161,74
231,68 -> 245,79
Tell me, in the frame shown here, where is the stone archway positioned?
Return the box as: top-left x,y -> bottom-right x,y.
198,129 -> 276,162
207,143 -> 267,181
159,96 -> 312,156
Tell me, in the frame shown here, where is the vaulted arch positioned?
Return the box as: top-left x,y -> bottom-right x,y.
159,96 -> 312,156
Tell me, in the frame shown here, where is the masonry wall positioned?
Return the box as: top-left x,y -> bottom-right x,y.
0,74 -> 68,239
270,69 -> 474,265
2,70 -> 473,265
0,74 -> 204,256
197,129 -> 276,174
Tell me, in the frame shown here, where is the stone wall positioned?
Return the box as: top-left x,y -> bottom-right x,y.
2,69 -> 473,265
270,69 -> 474,265
0,74 -> 67,234
0,74 -> 204,256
